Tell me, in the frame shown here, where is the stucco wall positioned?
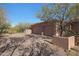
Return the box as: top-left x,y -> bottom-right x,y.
31,22 -> 56,36
52,36 -> 75,50
75,35 -> 79,45
68,36 -> 75,50
71,22 -> 79,34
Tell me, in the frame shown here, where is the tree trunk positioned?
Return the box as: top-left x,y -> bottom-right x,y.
59,20 -> 63,36
60,25 -> 63,36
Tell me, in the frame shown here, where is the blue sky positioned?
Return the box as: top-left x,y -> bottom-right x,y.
0,3 -> 44,26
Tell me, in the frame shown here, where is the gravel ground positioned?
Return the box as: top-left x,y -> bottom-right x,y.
0,33 -> 72,56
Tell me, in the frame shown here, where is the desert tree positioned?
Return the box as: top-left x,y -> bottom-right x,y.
14,22 -> 31,32
69,4 -> 79,21
36,4 -> 75,36
0,8 -> 11,34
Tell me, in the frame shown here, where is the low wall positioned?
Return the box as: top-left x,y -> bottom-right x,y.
68,36 -> 75,50
52,36 -> 75,50
75,35 -> 79,45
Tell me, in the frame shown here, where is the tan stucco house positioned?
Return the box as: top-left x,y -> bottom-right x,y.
31,20 -> 79,37
31,20 -> 60,37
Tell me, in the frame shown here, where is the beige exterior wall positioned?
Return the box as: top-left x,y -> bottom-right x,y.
68,36 -> 75,50
52,36 -> 75,50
